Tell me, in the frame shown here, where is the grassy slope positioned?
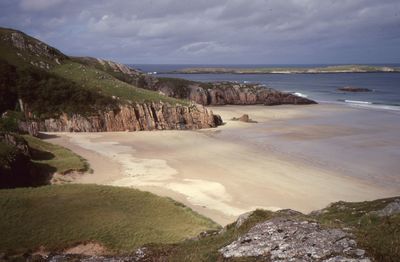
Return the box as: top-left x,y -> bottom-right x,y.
51,61 -> 187,105
314,197 -> 400,262
23,135 -> 89,174
0,184 -> 220,254
0,27 -> 187,106
142,198 -> 400,262
0,28 -> 65,69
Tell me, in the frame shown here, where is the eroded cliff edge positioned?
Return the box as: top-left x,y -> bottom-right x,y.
18,103 -> 222,136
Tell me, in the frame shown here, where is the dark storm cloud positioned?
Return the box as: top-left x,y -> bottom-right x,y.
1,0 -> 399,64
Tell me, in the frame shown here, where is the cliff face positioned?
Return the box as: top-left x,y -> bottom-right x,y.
19,103 -> 222,136
187,85 -> 316,106
146,78 -> 317,106
0,133 -> 39,188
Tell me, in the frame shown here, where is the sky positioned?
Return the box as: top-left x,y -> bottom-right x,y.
1,0 -> 400,64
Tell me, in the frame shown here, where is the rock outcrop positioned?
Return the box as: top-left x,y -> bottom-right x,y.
219,217 -> 371,261
18,103 -> 222,135
0,132 -> 30,156
145,78 -> 317,106
338,86 -> 372,92
0,133 -> 44,188
189,85 -> 316,106
369,198 -> 400,217
231,114 -> 257,123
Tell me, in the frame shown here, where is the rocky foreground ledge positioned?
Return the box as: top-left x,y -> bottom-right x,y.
15,197 -> 399,261
220,214 -> 370,261
18,103 -> 222,136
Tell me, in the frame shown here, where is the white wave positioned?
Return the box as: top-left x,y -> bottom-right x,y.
293,92 -> 308,98
343,100 -> 400,111
344,100 -> 372,104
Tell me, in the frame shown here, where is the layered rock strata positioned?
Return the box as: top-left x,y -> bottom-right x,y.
145,78 -> 317,106
188,85 -> 317,106
18,103 -> 222,135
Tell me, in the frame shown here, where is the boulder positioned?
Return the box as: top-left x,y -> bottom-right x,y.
219,217 -> 371,261
231,114 -> 257,123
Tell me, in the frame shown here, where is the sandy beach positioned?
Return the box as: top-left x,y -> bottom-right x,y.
45,104 -> 400,225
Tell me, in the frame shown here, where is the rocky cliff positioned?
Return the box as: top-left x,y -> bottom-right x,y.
142,77 -> 317,106
71,59 -> 317,106
188,84 -> 316,106
0,132 -> 42,188
18,103 -> 222,135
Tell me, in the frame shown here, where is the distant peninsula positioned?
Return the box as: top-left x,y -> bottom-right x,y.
169,65 -> 400,74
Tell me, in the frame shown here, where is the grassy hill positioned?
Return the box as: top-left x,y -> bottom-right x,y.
0,27 -> 187,122
0,184 -> 220,255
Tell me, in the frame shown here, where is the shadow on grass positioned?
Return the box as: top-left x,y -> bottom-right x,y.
30,161 -> 57,186
29,146 -> 57,185
37,133 -> 60,140
30,147 -> 55,161
0,159 -> 56,189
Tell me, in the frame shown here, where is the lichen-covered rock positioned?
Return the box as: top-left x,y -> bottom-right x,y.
219,218 -> 371,261
18,103 -> 222,134
370,199 -> 400,217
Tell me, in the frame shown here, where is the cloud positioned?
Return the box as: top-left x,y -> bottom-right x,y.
0,0 -> 399,63
178,41 -> 236,55
19,0 -> 64,11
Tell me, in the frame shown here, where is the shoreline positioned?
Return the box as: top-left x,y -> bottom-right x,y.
45,104 -> 400,226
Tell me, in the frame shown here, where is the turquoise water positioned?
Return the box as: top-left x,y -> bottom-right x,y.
132,64 -> 400,111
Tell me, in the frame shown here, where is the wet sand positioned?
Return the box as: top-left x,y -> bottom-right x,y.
45,104 -> 400,225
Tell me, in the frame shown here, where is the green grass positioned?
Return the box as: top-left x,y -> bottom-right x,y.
52,62 -> 189,105
0,27 -> 66,69
23,135 -> 89,174
0,184 -> 220,254
141,198 -> 400,261
143,209 -> 305,261
0,27 -> 190,108
313,197 -> 400,262
0,141 -> 15,167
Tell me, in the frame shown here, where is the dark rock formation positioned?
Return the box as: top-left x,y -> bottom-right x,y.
0,133 -> 48,188
18,103 -> 221,135
148,79 -> 317,106
0,132 -> 30,156
231,114 -> 257,123
338,86 -> 372,92
219,217 -> 371,261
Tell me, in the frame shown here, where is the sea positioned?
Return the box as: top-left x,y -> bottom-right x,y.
131,64 -> 400,112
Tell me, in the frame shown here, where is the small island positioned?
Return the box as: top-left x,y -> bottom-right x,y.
169,65 -> 400,74
338,86 -> 372,92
